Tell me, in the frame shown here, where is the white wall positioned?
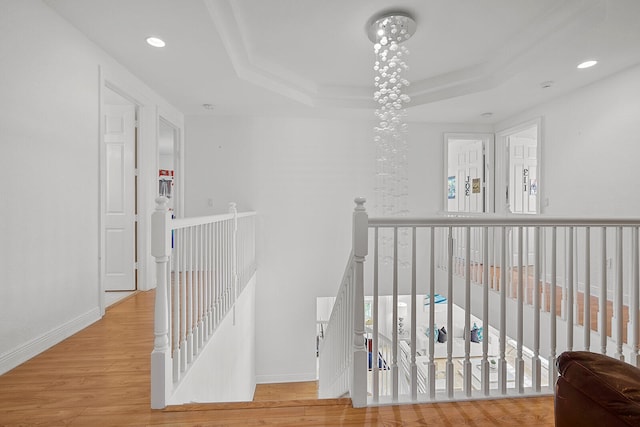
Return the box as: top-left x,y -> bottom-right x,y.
496,63 -> 640,217
184,114 -> 491,382
0,0 -> 182,373
170,275 -> 256,404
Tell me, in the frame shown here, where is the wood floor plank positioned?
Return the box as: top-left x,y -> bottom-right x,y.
0,290 -> 554,426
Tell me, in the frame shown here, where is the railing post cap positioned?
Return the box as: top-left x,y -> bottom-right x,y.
354,197 -> 366,211
155,196 -> 169,211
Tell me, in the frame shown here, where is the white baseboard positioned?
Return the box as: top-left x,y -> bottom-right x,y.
255,372 -> 317,384
0,307 -> 102,375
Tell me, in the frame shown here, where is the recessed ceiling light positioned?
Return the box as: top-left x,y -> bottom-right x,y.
481,112 -> 493,118
577,60 -> 597,69
202,104 -> 215,110
146,37 -> 166,48
540,80 -> 554,89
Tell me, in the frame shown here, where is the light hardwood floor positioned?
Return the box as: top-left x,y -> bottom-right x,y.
0,290 -> 554,426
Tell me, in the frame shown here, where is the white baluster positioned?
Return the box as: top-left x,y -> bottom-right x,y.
373,227 -> 379,402
464,226 -> 472,397
532,226 -> 541,392
481,226 -> 490,396
391,226 -> 399,402
567,227 -> 574,351
600,227 -> 608,355
584,228 -> 591,351
542,228 -> 547,312
410,227 -> 417,401
229,203 -> 238,301
151,197 -> 171,409
499,226 -> 507,395
516,226 -> 524,394
180,228 -> 187,373
446,227 -> 454,398
206,223 -> 212,338
216,221 -> 221,328
172,224 -> 180,383
195,225 -> 201,351
549,227 -> 558,385
187,227 -> 194,363
630,228 -> 639,367
428,227 -> 436,400
615,227 -> 624,361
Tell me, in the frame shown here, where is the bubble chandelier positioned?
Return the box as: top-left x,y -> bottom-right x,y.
369,12 -> 415,264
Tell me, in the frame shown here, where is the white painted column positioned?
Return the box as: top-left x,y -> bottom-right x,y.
151,197 -> 172,409
351,197 -> 368,408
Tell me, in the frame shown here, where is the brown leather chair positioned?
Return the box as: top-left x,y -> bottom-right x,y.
555,351 -> 640,426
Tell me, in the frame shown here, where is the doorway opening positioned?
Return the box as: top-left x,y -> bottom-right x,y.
102,86 -> 138,307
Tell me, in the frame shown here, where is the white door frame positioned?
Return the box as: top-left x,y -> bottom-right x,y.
158,116 -> 184,218
443,132 -> 495,213
99,68 -> 151,315
98,66 -> 185,315
495,117 -> 543,215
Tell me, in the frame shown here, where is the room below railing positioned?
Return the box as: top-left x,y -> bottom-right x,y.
319,198 -> 640,407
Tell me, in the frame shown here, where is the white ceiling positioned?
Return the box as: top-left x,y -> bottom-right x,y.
45,0 -> 640,123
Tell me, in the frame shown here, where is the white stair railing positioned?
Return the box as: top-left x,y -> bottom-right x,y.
320,198 -> 640,407
318,197 -> 368,407
150,197 -> 256,409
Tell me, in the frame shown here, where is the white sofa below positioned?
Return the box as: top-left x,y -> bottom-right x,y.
414,302 -> 497,358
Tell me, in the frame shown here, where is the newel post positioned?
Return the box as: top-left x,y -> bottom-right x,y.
229,202 -> 239,298
351,197 -> 368,407
151,197 -> 172,409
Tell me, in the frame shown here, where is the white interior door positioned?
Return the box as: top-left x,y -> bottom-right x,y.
447,138 -> 485,213
508,135 -> 537,214
507,128 -> 538,264
104,105 -> 136,291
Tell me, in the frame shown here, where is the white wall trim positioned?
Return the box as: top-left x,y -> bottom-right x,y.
0,308 -> 101,375
255,372 -> 318,384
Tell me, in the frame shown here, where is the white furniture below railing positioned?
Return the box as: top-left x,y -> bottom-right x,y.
151,198 -> 256,409
319,198 -> 640,407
